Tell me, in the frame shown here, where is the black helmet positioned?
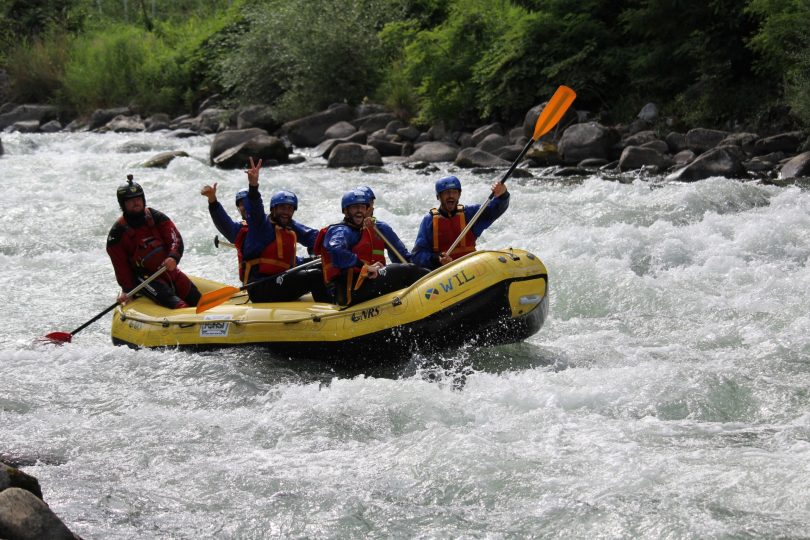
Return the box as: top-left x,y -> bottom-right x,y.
117,174 -> 145,210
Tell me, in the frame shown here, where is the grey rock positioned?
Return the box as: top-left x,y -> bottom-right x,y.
719,132 -> 758,154
685,128 -> 729,154
385,119 -> 405,134
0,488 -> 79,540
354,102 -> 388,118
665,132 -> 687,153
104,115 -> 145,133
0,104 -> 60,130
367,138 -> 404,157
236,104 -> 278,132
780,151 -> 810,179
141,150 -> 189,168
1,463 -> 42,498
40,120 -> 62,133
407,141 -> 459,163
624,130 -> 658,147
9,120 -> 40,133
311,131 -> 368,158
0,137 -> 3,157
471,123 -> 504,146
495,144 -> 524,162
641,140 -> 670,154
673,149 -> 696,166
667,145 -> 747,181
327,142 -> 383,167
454,147 -> 510,168
637,102 -> 658,123
167,129 -> 199,139
579,158 -> 609,168
210,128 -> 268,163
508,127 -> 525,144
324,121 -> 357,140
282,103 -> 354,147
353,112 -> 397,134
457,132 -> 474,148
396,126 -> 420,141
89,107 -> 130,130
213,134 -> 289,169
753,131 -> 805,156
476,133 -> 509,154
558,122 -> 620,164
618,146 -> 671,171
522,101 -> 577,140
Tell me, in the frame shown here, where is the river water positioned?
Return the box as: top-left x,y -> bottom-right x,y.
1,132 -> 809,538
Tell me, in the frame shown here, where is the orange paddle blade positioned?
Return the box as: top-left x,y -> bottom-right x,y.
532,85 -> 577,140
196,286 -> 240,314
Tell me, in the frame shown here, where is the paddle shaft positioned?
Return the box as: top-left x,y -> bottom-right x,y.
68,266 -> 167,335
445,85 -> 576,258
371,224 -> 407,263
239,257 -> 321,291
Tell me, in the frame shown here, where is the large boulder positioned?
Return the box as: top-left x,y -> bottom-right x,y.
753,131 -> 805,156
558,122 -> 619,164
1,462 -> 42,498
665,132 -> 688,153
779,151 -> 810,179
471,123 -> 504,146
719,132 -> 759,154
141,150 -> 189,168
213,134 -> 289,169
88,106 -> 130,130
324,121 -> 357,140
618,146 -> 671,172
311,131 -> 368,158
209,128 -> 268,163
236,104 -> 279,132
353,112 -> 397,134
623,130 -> 659,147
104,114 -> 145,132
327,142 -> 382,167
454,147 -> 510,168
407,142 -> 459,163
367,137 -> 405,157
685,128 -> 729,154
0,104 -> 60,131
476,133 -> 509,154
0,488 -> 78,540
282,103 -> 354,147
522,101 -> 578,140
666,145 -> 747,182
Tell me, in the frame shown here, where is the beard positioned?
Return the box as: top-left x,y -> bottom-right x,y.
123,208 -> 146,227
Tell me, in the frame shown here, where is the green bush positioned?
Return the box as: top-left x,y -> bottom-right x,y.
4,31 -> 71,103
62,24 -> 189,113
216,0 -> 401,120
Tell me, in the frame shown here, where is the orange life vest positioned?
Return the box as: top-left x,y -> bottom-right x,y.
117,209 -> 167,273
431,205 -> 476,257
243,224 -> 297,280
313,224 -> 386,284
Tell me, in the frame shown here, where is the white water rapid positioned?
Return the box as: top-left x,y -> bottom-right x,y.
1,132 -> 809,538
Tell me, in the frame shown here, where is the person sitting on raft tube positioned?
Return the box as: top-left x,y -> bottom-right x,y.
241,157 -> 325,303
353,185 -> 413,262
315,189 -> 427,307
107,174 -> 201,309
412,175 -> 509,270
201,183 -> 249,282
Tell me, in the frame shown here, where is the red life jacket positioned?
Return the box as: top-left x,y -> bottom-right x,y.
243,224 -> 297,279
234,225 -> 248,283
313,223 -> 385,284
431,205 -> 476,257
117,209 -> 167,273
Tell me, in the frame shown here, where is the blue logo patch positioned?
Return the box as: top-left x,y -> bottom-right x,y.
425,287 -> 440,300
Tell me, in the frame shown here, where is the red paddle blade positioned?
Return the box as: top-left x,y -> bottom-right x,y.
41,332 -> 72,344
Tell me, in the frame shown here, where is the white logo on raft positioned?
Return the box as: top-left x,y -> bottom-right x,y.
200,314 -> 232,337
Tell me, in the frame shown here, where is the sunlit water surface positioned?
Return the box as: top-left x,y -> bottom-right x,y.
1,132 -> 809,538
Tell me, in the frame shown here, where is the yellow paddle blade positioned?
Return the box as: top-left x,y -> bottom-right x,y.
532,85 -> 577,140
196,286 -> 240,314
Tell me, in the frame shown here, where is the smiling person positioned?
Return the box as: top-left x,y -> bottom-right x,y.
412,175 -> 509,270
107,174 -> 201,309
241,158 -> 325,303
314,189 -> 427,307
201,183 -> 249,283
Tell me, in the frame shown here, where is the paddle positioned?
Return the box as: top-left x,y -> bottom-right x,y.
43,266 -> 168,344
214,235 -> 236,249
445,85 -> 576,258
371,223 -> 407,263
195,257 -> 322,314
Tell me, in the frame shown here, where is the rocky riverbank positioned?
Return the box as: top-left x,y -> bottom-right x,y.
1,459 -> 81,540
1,98 -> 809,182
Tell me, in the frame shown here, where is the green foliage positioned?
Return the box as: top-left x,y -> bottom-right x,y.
3,31 -> 71,103
217,0 -> 402,120
62,25 -> 187,113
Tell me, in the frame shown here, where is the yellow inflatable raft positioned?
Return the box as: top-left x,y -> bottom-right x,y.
111,248 -> 548,358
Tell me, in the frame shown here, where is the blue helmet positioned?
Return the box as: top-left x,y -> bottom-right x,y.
270,190 -> 298,210
235,188 -> 249,207
435,175 -> 462,195
341,189 -> 371,210
355,185 -> 375,201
